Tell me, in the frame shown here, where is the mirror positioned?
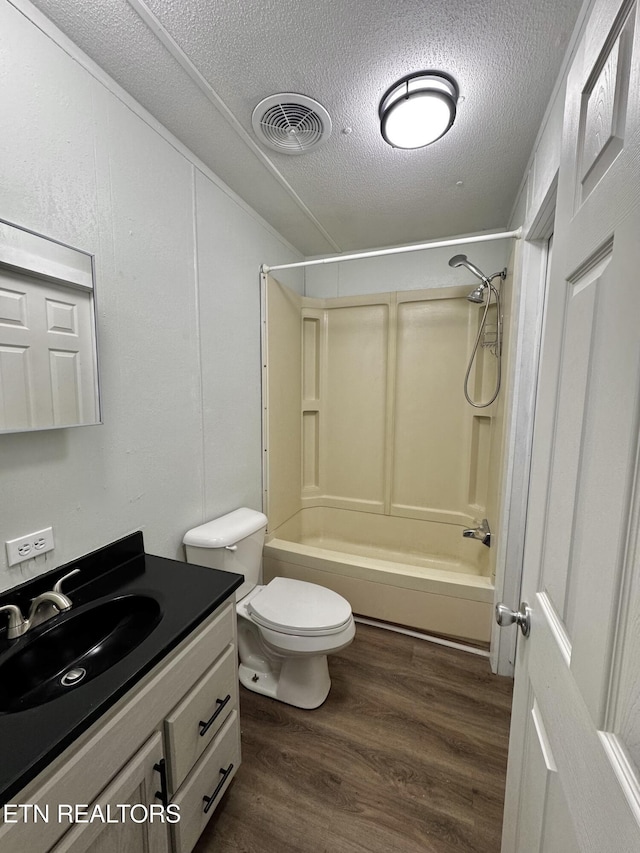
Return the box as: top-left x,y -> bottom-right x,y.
0,219 -> 101,433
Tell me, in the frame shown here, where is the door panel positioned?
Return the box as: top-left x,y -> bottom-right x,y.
538,775 -> 581,853
0,270 -> 97,429
514,696 -> 557,853
502,0 -> 640,849
539,256 -> 604,627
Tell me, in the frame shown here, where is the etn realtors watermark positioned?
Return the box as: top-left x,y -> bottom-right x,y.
3,803 -> 180,823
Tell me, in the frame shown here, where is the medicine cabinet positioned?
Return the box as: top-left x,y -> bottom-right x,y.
0,219 -> 101,433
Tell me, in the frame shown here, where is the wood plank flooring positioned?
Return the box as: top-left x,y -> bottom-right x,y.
195,623 -> 513,853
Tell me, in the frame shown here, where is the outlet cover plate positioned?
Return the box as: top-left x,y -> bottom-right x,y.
6,527 -> 54,566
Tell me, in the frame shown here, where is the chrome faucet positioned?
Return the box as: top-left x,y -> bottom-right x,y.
0,568 -> 79,639
26,590 -> 73,632
462,518 -> 491,547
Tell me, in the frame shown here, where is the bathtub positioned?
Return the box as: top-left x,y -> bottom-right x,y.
263,507 -> 494,644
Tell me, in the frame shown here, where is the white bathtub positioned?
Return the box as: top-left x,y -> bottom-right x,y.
263,507 -> 494,644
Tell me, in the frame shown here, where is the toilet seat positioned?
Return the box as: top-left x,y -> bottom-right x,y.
247,577 -> 352,636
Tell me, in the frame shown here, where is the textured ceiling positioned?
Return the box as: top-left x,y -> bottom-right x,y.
29,0 -> 584,255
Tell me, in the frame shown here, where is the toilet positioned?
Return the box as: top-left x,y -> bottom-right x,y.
183,508 -> 355,709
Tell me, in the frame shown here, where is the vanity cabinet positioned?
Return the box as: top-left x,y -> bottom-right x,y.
0,599 -> 240,853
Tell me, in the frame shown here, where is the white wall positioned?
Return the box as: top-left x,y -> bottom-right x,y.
194,171 -> 302,519
0,1 -> 302,591
304,235 -> 511,297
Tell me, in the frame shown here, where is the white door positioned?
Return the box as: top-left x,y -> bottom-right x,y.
501,0 -> 640,850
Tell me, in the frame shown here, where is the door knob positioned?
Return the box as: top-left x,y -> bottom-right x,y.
495,602 -> 531,637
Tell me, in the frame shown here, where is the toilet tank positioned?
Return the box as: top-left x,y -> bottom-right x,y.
183,508 -> 268,602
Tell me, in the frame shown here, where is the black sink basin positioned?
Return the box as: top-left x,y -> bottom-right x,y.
0,595 -> 162,713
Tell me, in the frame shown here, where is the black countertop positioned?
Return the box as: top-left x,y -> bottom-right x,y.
0,532 -> 242,808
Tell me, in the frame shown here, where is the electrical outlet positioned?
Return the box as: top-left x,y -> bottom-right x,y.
6,527 -> 55,566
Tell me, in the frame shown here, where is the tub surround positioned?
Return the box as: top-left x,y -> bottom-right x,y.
263,274 -> 514,644
0,532 -> 241,808
265,281 -> 506,531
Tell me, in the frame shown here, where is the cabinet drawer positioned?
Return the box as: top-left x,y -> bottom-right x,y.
171,711 -> 240,853
165,644 -> 237,792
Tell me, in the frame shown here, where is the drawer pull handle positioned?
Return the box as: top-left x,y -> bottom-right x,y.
154,759 -> 169,807
199,694 -> 231,737
202,763 -> 234,814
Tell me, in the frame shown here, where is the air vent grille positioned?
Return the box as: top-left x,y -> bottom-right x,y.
252,94 -> 332,155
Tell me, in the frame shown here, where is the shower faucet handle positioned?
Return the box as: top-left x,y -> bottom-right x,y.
462,518 -> 491,547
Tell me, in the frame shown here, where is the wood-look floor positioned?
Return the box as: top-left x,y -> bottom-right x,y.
195,623 -> 513,853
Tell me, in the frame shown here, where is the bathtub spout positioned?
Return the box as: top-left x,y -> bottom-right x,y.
462,519 -> 491,547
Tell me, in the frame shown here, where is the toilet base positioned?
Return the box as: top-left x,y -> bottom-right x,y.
239,654 -> 331,709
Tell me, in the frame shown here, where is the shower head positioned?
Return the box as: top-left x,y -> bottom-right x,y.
448,253 -> 491,286
466,285 -> 486,304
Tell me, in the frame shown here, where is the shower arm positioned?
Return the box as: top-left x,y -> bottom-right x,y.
488,269 -> 507,285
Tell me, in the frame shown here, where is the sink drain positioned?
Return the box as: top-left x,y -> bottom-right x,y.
61,667 -> 86,686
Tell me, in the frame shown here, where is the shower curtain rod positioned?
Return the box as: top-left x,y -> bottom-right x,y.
261,227 -> 522,274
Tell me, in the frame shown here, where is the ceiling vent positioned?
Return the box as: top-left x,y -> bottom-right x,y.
251,94 -> 332,155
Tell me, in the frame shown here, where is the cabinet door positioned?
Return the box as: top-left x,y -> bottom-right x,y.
51,732 -> 169,853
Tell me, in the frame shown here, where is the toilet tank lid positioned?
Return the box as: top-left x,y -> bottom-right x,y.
183,507 -> 268,548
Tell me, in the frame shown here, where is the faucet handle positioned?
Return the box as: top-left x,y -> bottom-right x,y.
479,518 -> 491,548
53,568 -> 80,597
461,519 -> 491,547
0,604 -> 27,639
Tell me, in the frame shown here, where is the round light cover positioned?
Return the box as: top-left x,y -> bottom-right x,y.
379,71 -> 459,149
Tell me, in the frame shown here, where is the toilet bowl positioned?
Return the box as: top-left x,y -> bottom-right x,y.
183,508 -> 355,709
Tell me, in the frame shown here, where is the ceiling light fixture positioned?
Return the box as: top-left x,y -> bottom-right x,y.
379,71 -> 459,149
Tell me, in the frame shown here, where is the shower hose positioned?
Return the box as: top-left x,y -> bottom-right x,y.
463,285 -> 502,408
